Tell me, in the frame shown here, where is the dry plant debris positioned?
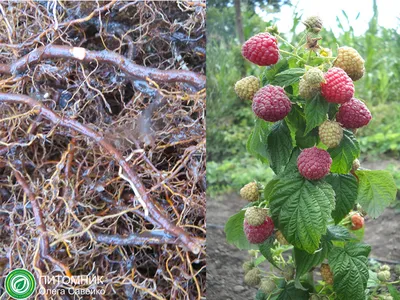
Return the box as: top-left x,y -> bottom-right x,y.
0,1 -> 206,299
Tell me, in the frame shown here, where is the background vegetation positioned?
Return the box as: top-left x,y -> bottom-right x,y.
207,0 -> 400,200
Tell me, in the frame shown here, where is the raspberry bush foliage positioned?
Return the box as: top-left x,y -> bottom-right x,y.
225,16 -> 398,300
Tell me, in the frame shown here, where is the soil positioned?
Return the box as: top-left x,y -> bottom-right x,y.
207,184 -> 400,300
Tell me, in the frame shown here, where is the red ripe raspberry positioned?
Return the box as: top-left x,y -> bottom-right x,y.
244,216 -> 274,244
351,213 -> 364,230
242,33 -> 279,66
297,147 -> 332,180
252,85 -> 292,122
321,67 -> 354,104
336,98 -> 372,129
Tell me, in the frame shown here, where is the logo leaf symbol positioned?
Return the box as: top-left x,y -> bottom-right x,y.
15,278 -> 27,291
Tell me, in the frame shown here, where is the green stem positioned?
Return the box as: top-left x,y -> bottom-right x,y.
294,33 -> 307,55
307,50 -> 312,64
318,286 -> 326,294
279,254 -> 285,263
276,35 -> 296,50
279,49 -> 306,62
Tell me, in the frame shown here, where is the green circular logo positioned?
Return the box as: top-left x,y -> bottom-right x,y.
5,269 -> 36,299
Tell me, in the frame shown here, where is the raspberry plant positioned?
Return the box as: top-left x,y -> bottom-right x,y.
225,16 -> 398,300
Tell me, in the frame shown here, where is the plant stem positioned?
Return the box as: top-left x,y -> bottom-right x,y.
276,35 -> 296,50
307,50 -> 312,64
279,49 -> 306,62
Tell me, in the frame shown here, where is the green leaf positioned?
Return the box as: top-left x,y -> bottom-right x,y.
267,120 -> 293,175
255,290 -> 268,300
328,103 -> 339,119
272,68 -> 305,87
225,210 -> 252,250
259,236 -> 281,269
325,174 -> 358,223
280,147 -> 301,177
263,178 -> 280,204
261,58 -> 289,85
269,174 -> 335,253
355,170 -> 397,218
276,282 -> 310,300
294,242 -> 329,279
294,225 -> 353,280
297,127 -> 319,149
367,270 -> 379,288
286,105 -> 319,148
329,130 -> 360,174
304,94 -> 329,135
388,284 -> 400,300
349,226 -> 365,242
326,225 -> 354,241
254,254 -> 267,267
328,243 -> 371,300
247,119 -> 271,164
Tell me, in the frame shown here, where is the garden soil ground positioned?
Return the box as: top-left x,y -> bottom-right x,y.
207,161 -> 400,300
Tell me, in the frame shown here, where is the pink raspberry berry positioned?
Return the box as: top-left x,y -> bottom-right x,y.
242,33 -> 279,66
244,216 -> 274,244
252,85 -> 292,122
297,147 -> 332,180
321,67 -> 354,104
336,98 -> 372,129
351,213 -> 364,230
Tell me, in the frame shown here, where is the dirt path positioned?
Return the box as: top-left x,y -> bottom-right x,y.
207,192 -> 400,300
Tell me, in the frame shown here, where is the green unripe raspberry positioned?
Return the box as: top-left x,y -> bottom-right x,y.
282,264 -> 295,281
394,264 -> 400,275
319,120 -> 343,148
234,76 -> 260,100
259,278 -> 276,294
299,77 -> 320,100
377,270 -> 391,281
380,264 -> 391,271
334,47 -> 365,81
244,268 -> 261,286
242,261 -> 255,274
303,67 -> 325,86
352,159 -> 360,171
245,207 -> 269,226
248,249 -> 258,257
240,182 -> 259,202
303,16 -> 323,33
